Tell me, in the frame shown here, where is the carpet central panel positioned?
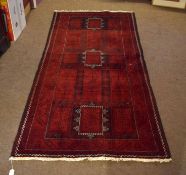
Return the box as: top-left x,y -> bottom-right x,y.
10,11 -> 171,162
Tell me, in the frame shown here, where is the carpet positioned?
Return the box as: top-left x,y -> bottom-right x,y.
10,11 -> 171,162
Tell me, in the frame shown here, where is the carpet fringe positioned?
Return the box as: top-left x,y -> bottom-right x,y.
54,10 -> 134,13
9,157 -> 172,163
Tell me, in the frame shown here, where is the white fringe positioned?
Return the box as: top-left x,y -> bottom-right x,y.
54,10 -> 134,13
9,156 -> 172,163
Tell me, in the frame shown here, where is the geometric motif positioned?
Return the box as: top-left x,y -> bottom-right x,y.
73,102 -> 109,139
80,49 -> 106,68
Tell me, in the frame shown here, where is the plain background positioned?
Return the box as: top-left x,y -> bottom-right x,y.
0,0 -> 186,174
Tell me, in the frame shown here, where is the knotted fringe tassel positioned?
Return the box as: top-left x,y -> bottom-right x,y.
9,160 -> 15,175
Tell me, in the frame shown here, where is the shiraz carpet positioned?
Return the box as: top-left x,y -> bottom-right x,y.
10,11 -> 171,162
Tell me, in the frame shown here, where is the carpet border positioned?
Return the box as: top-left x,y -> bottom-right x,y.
131,13 -> 171,159
10,11 -> 58,159
10,10 -> 171,162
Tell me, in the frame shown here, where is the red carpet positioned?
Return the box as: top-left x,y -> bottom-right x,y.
11,11 -> 171,162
